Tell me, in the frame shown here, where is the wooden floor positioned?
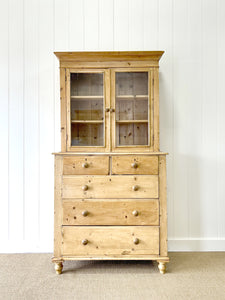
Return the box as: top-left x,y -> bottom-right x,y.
0,252 -> 225,300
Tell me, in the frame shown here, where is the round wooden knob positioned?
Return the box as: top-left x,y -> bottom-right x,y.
131,162 -> 138,169
132,185 -> 139,191
82,239 -> 88,245
132,210 -> 139,217
133,238 -> 139,245
105,107 -> 110,112
82,185 -> 88,191
82,162 -> 88,168
110,108 -> 115,113
82,210 -> 88,217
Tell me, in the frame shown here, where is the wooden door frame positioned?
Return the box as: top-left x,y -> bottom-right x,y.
65,68 -> 110,152
110,68 -> 154,152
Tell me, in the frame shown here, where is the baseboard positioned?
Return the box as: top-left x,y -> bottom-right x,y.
0,239 -> 225,253
169,238 -> 225,251
0,241 -> 53,253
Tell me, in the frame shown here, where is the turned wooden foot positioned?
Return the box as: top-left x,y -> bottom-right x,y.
158,262 -> 166,274
55,262 -> 63,275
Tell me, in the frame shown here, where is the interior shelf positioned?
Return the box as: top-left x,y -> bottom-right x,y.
71,120 -> 104,124
116,95 -> 148,99
71,95 -> 104,99
116,120 -> 148,124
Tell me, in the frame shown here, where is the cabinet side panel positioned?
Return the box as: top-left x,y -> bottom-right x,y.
153,68 -> 159,151
60,68 -> 67,152
54,155 -> 63,258
159,155 -> 168,256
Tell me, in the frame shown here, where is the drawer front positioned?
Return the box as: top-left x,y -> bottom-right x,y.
112,156 -> 158,175
62,226 -> 159,256
62,175 -> 159,199
62,199 -> 159,226
63,156 -> 109,175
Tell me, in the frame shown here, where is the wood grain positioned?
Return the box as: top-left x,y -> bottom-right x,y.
63,156 -> 109,175
53,155 -> 63,259
62,199 -> 159,225
62,175 -> 159,199
159,155 -> 168,256
112,155 -> 158,175
62,226 -> 159,256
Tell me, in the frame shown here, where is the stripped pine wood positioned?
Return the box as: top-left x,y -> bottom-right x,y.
112,155 -> 158,175
53,51 -> 168,274
62,226 -> 159,256
159,155 -> 168,256
62,175 -> 159,199
62,199 -> 159,226
54,155 -> 63,259
63,156 -> 109,175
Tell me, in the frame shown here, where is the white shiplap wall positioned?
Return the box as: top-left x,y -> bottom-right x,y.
0,0 -> 225,253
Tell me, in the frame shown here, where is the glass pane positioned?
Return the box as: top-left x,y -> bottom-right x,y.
115,72 -> 149,146
70,73 -> 104,147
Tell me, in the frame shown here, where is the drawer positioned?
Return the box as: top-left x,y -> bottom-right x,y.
62,199 -> 159,226
62,175 -> 158,199
112,156 -> 158,175
63,156 -> 109,175
62,226 -> 159,256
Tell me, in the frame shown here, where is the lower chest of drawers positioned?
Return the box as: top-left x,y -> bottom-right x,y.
54,154 -> 168,261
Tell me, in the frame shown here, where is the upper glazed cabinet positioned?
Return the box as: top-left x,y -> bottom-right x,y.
56,51 -> 164,152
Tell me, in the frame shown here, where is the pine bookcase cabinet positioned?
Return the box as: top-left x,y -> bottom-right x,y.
52,51 -> 169,275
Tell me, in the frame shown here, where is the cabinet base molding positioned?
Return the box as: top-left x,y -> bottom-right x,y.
52,256 -> 169,274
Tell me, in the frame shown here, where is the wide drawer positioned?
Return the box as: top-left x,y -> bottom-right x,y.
62,199 -> 159,226
62,175 -> 159,199
112,156 -> 158,175
63,156 -> 109,175
62,226 -> 159,256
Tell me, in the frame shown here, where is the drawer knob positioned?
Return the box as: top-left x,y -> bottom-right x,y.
82,185 -> 88,191
132,185 -> 139,191
133,238 -> 139,245
82,162 -> 89,168
132,210 -> 139,217
105,107 -> 110,112
82,210 -> 88,217
82,239 -> 88,245
110,108 -> 115,113
131,162 -> 138,169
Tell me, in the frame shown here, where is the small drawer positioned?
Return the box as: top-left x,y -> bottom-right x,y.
62,226 -> 159,256
63,156 -> 109,175
62,175 -> 159,199
112,156 -> 158,175
62,199 -> 159,226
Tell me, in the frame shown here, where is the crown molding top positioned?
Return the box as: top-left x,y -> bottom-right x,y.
54,51 -> 164,62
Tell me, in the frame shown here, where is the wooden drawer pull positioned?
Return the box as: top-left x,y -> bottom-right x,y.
82,210 -> 89,217
132,185 -> 139,191
131,162 -> 138,169
82,239 -> 88,245
82,185 -> 88,191
132,210 -> 139,217
133,238 -> 139,245
82,162 -> 89,168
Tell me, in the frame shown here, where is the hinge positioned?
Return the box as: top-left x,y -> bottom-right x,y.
65,71 -> 67,82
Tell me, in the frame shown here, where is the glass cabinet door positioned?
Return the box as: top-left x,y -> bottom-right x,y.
69,72 -> 105,147
114,71 -> 150,147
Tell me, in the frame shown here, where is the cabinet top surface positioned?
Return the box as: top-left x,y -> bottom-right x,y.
54,51 -> 164,62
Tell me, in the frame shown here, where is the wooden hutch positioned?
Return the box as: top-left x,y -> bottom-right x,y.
52,51 -> 169,274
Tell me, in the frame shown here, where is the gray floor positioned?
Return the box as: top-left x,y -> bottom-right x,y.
0,252 -> 225,300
